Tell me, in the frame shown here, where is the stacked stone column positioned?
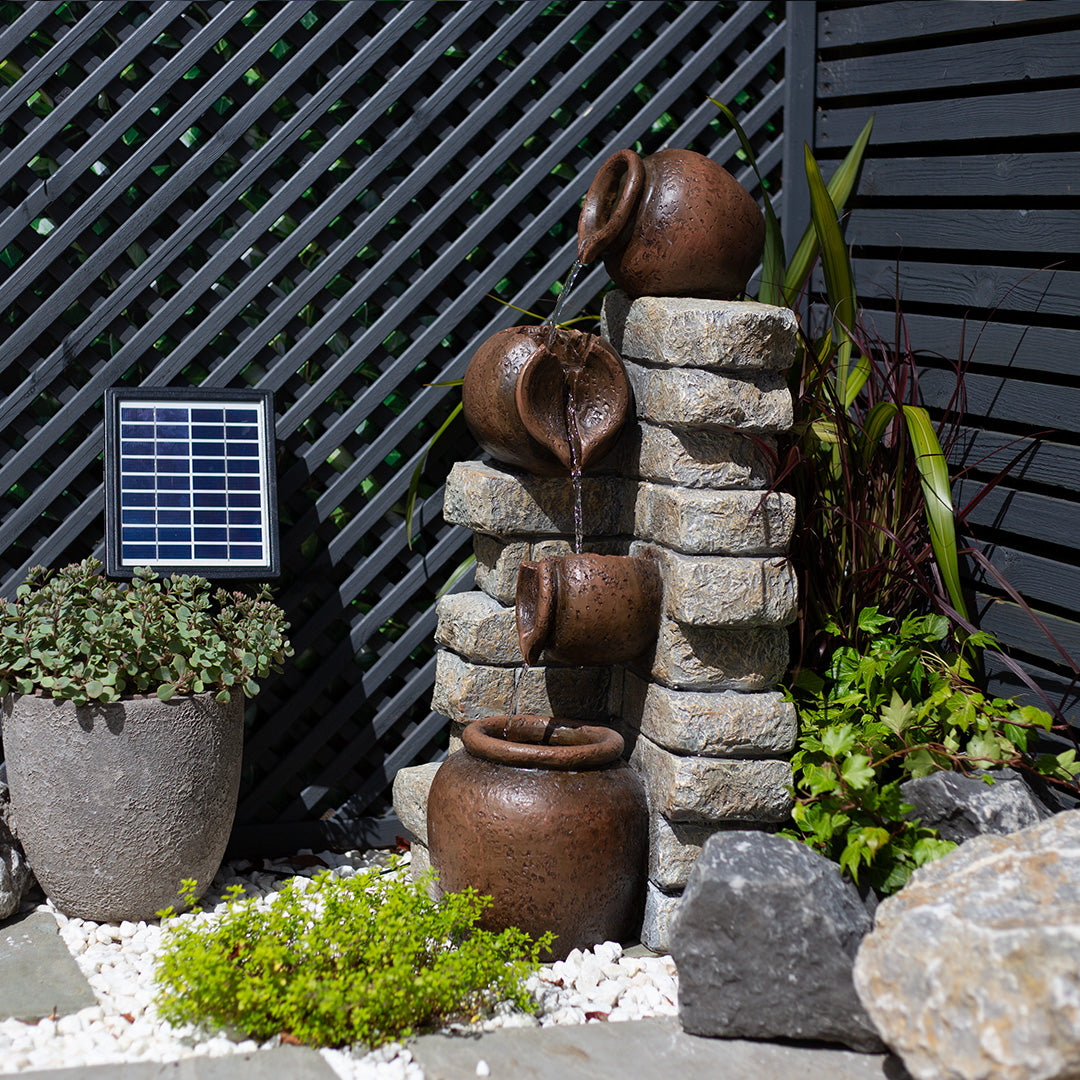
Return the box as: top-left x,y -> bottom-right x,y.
393,291 -> 799,951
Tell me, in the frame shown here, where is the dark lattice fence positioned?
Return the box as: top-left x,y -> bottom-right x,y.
0,0 -> 803,848
813,1 -> 1080,726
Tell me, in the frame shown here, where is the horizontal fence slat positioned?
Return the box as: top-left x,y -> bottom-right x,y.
818,88 -> 1080,148
858,152 -> 1080,200
957,479 -> 1080,551
818,27 -> 1080,98
983,653 -> 1080,726
975,597 -> 1080,679
949,430 -> 1080,494
819,1 -> 1080,50
969,542 -> 1080,620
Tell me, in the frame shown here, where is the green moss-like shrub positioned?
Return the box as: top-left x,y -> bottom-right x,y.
154,861 -> 552,1048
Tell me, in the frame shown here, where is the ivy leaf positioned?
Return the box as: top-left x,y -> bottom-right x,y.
841,753 -> 874,790
821,724 -> 856,760
880,690 -> 916,736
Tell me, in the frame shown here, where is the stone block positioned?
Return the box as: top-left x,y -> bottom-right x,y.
624,362 -> 793,433
622,672 -> 797,757
474,534 -> 629,606
641,880 -> 682,953
630,734 -> 793,824
602,291 -> 799,372
432,649 -> 616,723
634,483 -> 794,556
435,591 -> 521,665
408,839 -> 442,900
645,619 -> 789,693
617,421 -> 775,490
649,811 -> 722,891
443,461 -> 632,538
632,543 -> 798,627
391,761 -> 442,840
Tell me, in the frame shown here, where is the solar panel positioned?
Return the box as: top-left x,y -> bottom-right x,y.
104,388 -> 280,579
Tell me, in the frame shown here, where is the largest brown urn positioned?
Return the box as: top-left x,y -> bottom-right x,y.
427,715 -> 647,960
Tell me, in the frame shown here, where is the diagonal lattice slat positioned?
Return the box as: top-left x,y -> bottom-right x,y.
0,0 -> 800,841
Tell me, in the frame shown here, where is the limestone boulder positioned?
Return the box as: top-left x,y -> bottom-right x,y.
671,831 -> 883,1052
854,810 -> 1080,1080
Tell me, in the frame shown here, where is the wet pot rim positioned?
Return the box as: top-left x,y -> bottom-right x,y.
461,715 -> 624,771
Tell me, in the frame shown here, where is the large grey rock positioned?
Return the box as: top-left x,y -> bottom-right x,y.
630,735 -> 792,824
601,291 -> 799,372
671,832 -> 883,1052
854,810 -> 1080,1080
618,421 -> 775,490
900,767 -> 1052,843
625,362 -> 793,434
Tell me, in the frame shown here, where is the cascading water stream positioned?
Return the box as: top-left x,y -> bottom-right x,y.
543,257 -> 584,345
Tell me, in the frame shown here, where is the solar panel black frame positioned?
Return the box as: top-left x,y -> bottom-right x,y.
104,387 -> 280,580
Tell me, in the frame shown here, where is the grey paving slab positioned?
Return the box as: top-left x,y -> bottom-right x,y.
0,908 -> 97,1022
410,1017 -> 911,1080
0,1046 -> 337,1079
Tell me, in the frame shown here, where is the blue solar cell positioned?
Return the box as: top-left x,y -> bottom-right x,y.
121,510 -> 155,525
121,424 -> 154,438
122,475 -> 154,490
230,545 -> 263,559
195,544 -> 228,559
122,545 -> 156,560
191,409 -> 223,423
156,424 -> 189,439
230,477 -> 260,491
156,458 -> 189,474
122,459 -> 155,473
228,424 -> 258,440
159,544 -> 192,559
229,510 -> 262,525
124,492 -> 155,506
156,441 -> 189,457
158,492 -> 190,507
156,409 -> 188,422
193,458 -> 225,474
121,441 -> 153,455
228,527 -> 262,542
192,442 -> 225,457
229,442 -> 259,457
192,474 -> 226,490
191,425 -> 224,440
226,409 -> 257,422
229,493 -> 261,507
158,474 -> 191,490
227,458 -> 259,474
123,527 -> 157,542
158,510 -> 190,525
159,527 -> 193,543
194,491 -> 227,507
121,408 -> 155,422
193,509 -> 227,524
194,527 -> 227,542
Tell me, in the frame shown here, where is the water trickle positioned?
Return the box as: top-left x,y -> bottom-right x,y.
567,387 -> 584,556
544,258 -> 584,346
510,659 -> 527,720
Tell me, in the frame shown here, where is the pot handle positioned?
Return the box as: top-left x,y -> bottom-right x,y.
577,149 -> 644,265
516,559 -> 555,668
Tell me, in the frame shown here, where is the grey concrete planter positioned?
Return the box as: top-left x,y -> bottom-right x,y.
1,691 -> 243,922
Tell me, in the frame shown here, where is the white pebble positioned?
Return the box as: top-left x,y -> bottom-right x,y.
476,1060 -> 490,1077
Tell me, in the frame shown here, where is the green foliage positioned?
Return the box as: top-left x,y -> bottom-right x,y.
785,608 -> 1077,895
0,557 -> 292,704
154,861 -> 553,1049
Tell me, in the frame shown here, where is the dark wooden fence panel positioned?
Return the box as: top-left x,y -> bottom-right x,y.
0,0 -> 805,849
814,1 -> 1080,724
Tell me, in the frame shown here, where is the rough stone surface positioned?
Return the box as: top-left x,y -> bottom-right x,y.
641,880 -> 682,953
444,461 -> 632,538
634,483 -> 795,555
672,832 -> 883,1052
624,362 -> 793,433
1,780 -> 32,922
435,590 -> 522,665
900,767 -> 1053,843
432,649 -> 617,722
617,421 -> 775,490
621,673 -> 797,757
630,734 -> 792,824
602,291 -> 799,372
645,618 -> 789,692
2,692 -> 242,923
648,812 -> 722,891
632,542 -> 798,627
474,535 -> 630,604
854,810 -> 1080,1080
391,761 -> 441,839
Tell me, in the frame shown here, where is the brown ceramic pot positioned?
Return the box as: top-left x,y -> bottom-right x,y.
577,147 -> 765,300
427,715 -> 648,960
516,552 -> 662,667
461,324 -> 630,476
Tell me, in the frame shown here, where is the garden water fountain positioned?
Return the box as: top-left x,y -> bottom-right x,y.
393,148 -> 801,954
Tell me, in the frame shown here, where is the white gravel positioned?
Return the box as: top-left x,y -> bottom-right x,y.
0,850 -> 678,1077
